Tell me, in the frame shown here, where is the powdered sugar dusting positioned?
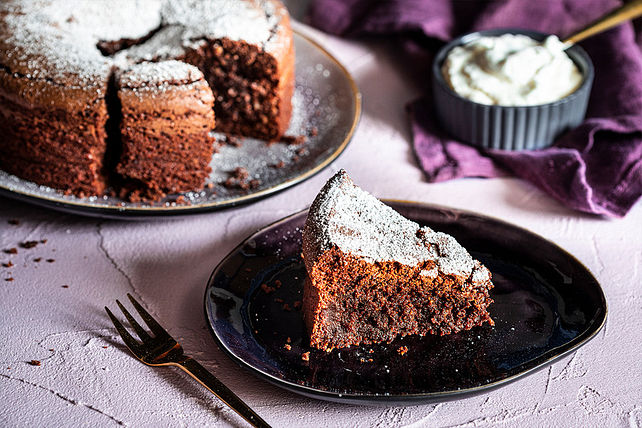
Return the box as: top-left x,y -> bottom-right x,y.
114,25 -> 189,64
162,0 -> 278,47
118,60 -> 204,88
1,0 -> 286,91
306,170 -> 478,280
0,0 -> 162,88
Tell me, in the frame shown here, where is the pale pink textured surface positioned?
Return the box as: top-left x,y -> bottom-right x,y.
1,18 -> 642,428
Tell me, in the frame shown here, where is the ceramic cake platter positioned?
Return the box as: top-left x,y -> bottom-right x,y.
0,31 -> 361,219
204,201 -> 607,405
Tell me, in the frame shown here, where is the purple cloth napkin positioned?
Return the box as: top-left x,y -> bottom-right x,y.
309,0 -> 642,217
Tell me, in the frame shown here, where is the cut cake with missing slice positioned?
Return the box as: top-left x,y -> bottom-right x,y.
302,170 -> 494,352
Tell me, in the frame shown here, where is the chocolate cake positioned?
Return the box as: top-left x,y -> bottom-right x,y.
115,61 -> 217,200
302,171 -> 494,351
0,0 -> 293,200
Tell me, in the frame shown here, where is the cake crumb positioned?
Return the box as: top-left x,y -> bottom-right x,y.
2,261 -> 13,268
283,344 -> 291,351
260,283 -> 275,294
28,360 -> 41,366
34,258 -> 42,263
20,241 -> 39,249
397,346 -> 408,356
40,239 -> 47,244
46,259 -> 55,263
8,219 -> 19,225
226,135 -> 242,147
3,248 -> 17,255
293,300 -> 301,309
5,277 -> 14,282
232,167 -> 249,180
281,135 -> 306,145
282,303 -> 292,312
61,285 -> 69,288
274,279 -> 282,288
49,349 -> 54,352
286,337 -> 291,343
301,352 -> 310,361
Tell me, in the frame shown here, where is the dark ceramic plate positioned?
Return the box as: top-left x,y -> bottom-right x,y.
0,31 -> 361,219
204,201 -> 607,405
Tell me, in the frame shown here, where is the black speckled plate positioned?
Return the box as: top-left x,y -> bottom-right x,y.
204,201 -> 607,405
0,31 -> 360,219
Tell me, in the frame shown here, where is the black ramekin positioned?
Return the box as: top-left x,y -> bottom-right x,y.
432,28 -> 594,150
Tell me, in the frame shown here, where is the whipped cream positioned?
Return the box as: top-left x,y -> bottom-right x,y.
442,34 -> 583,106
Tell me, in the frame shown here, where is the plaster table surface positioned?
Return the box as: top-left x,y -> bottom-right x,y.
1,17 -> 641,428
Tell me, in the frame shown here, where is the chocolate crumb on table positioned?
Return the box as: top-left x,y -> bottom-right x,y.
28,360 -> 41,366
3,248 -> 17,255
2,261 -> 14,268
20,241 -> 39,249
61,285 -> 69,288
293,300 -> 301,309
5,278 -> 14,282
34,258 -> 42,263
301,352 -> 310,361
46,259 -> 55,263
397,346 -> 408,356
282,303 -> 292,311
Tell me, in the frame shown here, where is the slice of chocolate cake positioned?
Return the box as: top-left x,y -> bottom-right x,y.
302,170 -> 494,352
115,61 -> 217,201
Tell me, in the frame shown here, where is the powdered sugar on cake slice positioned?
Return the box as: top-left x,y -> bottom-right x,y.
305,170 -> 482,281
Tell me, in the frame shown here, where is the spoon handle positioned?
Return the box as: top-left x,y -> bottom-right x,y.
563,0 -> 642,45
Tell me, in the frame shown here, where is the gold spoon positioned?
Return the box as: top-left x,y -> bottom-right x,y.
563,0 -> 642,45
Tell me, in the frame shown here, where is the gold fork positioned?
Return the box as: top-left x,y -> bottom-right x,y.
105,294 -> 271,428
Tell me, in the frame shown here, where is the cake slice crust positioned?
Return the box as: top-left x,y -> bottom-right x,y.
302,170 -> 494,351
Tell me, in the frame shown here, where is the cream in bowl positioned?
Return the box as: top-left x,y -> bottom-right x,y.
441,34 -> 583,106
432,29 -> 594,150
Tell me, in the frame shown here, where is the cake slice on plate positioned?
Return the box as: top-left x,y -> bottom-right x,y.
302,170 -> 494,351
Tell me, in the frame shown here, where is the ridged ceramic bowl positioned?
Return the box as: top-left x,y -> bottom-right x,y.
432,28 -> 594,150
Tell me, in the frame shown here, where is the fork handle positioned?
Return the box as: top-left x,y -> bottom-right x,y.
176,358 -> 272,428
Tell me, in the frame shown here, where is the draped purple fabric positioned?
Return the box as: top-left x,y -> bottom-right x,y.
309,0 -> 642,217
